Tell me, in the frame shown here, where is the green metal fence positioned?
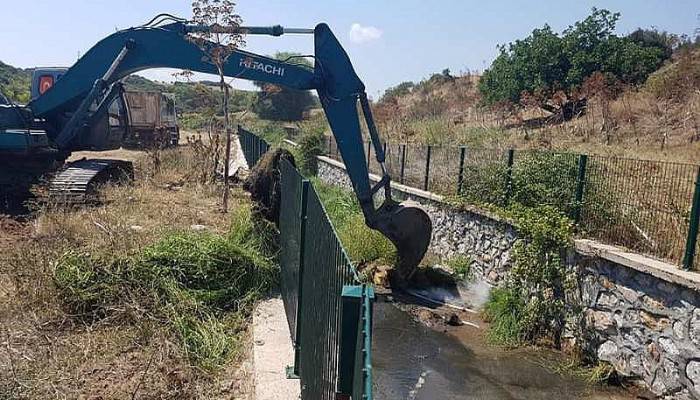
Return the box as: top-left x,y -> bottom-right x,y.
241,130 -> 374,400
327,136 -> 700,270
239,125 -> 270,167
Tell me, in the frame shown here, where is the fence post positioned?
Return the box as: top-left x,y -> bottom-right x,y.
337,285 -> 362,397
683,166 -> 700,270
573,154 -> 588,223
423,145 -> 432,191
337,285 -> 375,399
504,149 -> 515,205
289,179 -> 310,378
400,144 -> 406,184
457,146 -> 466,195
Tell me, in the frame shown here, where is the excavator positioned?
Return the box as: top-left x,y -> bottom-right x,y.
0,14 -> 432,277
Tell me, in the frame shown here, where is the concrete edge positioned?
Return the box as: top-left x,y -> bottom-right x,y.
253,297 -> 300,400
575,239 -> 700,291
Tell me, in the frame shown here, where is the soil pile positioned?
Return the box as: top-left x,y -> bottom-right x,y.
243,148 -> 296,225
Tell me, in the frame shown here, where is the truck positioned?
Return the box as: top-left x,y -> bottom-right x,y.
123,90 -> 179,148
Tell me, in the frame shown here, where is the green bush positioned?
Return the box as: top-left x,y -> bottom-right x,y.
511,151 -> 580,216
297,128 -> 325,176
447,255 -> 472,280
484,204 -> 574,346
483,287 -> 524,346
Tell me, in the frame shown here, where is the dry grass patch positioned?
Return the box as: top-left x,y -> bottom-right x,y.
0,146 -> 274,399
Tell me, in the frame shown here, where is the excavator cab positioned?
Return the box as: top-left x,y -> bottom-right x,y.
32,68 -> 129,151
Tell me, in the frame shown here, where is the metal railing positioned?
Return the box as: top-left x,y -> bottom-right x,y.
327,136 -> 700,270
240,130 -> 374,400
238,125 -> 270,167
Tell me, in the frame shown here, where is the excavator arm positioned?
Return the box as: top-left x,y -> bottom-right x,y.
29,16 -> 432,278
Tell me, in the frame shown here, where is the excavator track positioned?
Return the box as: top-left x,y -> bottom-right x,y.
49,159 -> 134,203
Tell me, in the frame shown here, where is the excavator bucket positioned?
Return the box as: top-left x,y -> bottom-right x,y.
374,200 -> 433,283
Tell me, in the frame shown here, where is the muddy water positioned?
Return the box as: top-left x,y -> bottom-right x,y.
372,301 -> 634,400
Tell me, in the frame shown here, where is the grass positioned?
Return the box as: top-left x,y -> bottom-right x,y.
310,177 -> 396,265
0,145 -> 271,398
482,287 -> 525,347
51,207 -> 276,371
447,255 -> 472,280
552,356 -> 617,385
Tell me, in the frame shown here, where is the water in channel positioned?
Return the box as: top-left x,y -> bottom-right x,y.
372,300 -> 636,400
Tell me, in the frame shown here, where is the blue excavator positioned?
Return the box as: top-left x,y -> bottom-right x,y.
0,14 -> 431,276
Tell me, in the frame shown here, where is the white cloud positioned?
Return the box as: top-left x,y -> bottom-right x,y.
349,23 -> 383,44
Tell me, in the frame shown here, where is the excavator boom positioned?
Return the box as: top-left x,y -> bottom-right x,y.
21,16 -> 433,278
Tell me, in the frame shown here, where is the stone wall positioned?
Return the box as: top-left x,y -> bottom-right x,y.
317,158 -> 518,283
569,244 -> 700,400
317,156 -> 700,399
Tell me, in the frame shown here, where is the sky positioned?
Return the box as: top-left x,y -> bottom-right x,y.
2,0 -> 698,97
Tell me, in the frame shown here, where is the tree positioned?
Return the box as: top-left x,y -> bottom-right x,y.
380,81 -> 415,102
251,52 -> 316,121
479,8 -> 668,120
188,0 -> 245,212
627,28 -> 677,59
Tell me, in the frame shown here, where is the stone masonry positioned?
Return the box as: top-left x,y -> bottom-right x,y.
317,155 -> 700,399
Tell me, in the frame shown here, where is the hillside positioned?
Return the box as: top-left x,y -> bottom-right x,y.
0,61 -> 32,104
373,50 -> 700,164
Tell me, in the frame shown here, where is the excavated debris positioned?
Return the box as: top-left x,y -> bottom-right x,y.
243,148 -> 296,225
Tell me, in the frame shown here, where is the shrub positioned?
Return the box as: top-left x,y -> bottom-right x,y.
297,127 -> 325,176
484,204 -> 574,346
511,151 -> 580,216
483,287 -> 524,346
447,255 -> 472,280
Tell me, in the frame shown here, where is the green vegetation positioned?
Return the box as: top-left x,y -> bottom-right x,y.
0,60 -> 31,103
252,52 -> 318,121
483,286 -> 525,346
311,178 -> 395,265
483,204 -> 574,346
479,8 -> 668,119
447,255 -> 472,280
296,117 -> 328,175
53,208 -> 276,370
